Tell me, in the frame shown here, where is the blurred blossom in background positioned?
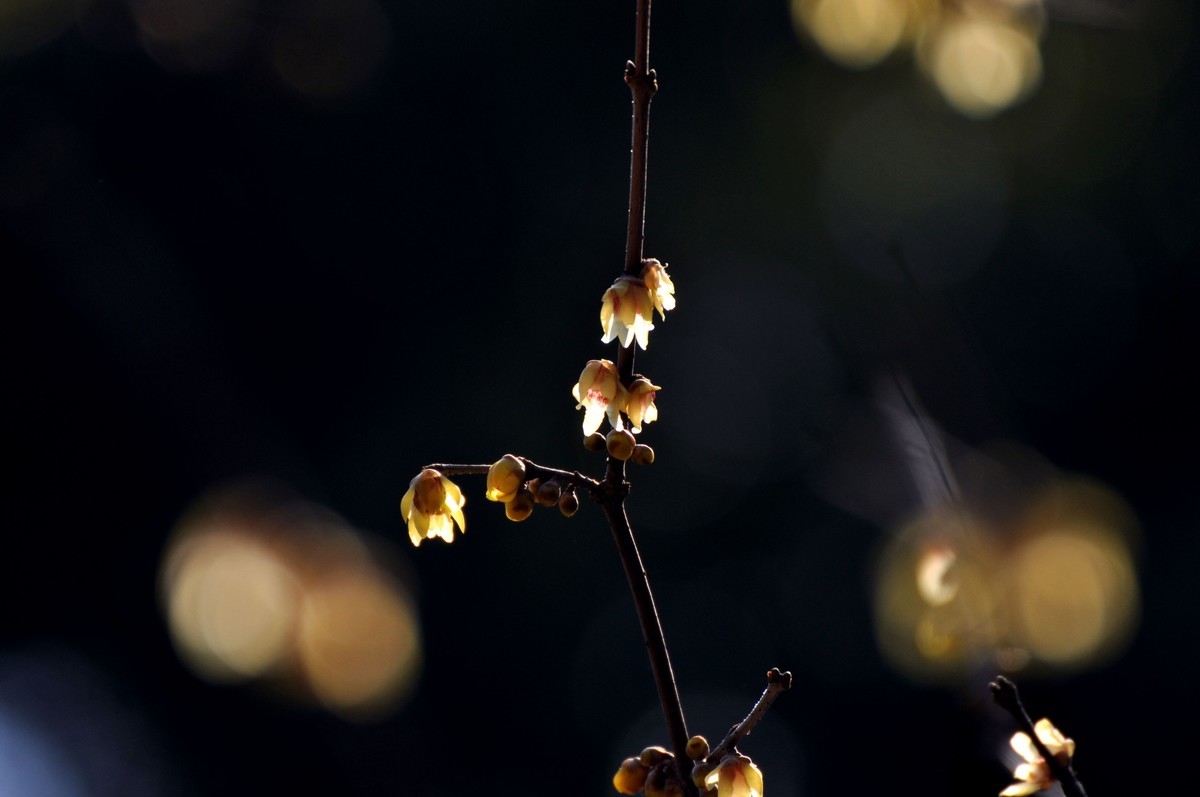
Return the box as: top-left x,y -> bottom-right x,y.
161,483 -> 423,720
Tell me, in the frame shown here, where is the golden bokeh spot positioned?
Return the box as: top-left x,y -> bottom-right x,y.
162,485 -> 423,719
296,566 -> 423,719
164,530 -> 300,681
916,544 -> 958,606
791,0 -> 936,69
1008,527 -> 1138,666
920,13 -> 1042,118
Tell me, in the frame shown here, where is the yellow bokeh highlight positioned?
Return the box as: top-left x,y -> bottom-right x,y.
792,0 -> 935,68
919,14 -> 1042,118
161,486 -> 423,719
873,471 -> 1139,681
164,530 -> 299,681
0,0 -> 89,58
297,567 -> 423,718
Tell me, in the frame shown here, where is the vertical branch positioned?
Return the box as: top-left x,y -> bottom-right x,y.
600,499 -> 693,791
623,0 -> 657,279
603,2 -> 694,794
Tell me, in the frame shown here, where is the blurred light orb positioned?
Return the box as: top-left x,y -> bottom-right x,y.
132,0 -> 253,73
296,567 -> 422,718
165,531 -> 299,681
916,544 -> 958,606
792,0 -> 928,68
161,484 -> 423,719
921,14 -> 1042,117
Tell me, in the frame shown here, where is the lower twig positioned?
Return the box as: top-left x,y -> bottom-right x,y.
707,669 -> 793,763
990,676 -> 1089,797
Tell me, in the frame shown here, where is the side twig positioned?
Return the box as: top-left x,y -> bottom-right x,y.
990,676 -> 1089,797
707,669 -> 793,762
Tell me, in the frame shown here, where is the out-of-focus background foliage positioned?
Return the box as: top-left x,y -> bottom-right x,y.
3,0 -> 1195,794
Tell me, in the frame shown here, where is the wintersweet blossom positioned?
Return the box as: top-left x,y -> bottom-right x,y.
485,455 -> 526,503
1000,719 -> 1075,796
704,755 -> 764,797
625,377 -> 661,433
572,359 -> 628,436
401,469 -> 466,547
601,276 -> 656,350
641,258 -> 676,319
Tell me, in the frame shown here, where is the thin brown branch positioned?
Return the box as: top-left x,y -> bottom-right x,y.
423,460 -> 602,492
990,676 -> 1089,797
707,669 -> 793,762
599,494 -> 694,796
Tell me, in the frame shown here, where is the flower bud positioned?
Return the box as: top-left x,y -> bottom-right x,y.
607,429 -> 636,461
583,432 -> 608,452
631,444 -> 655,466
535,480 -> 561,507
558,488 -> 580,518
612,757 -> 649,795
691,761 -> 713,789
686,735 -> 709,761
639,746 -> 673,767
505,491 -> 535,522
485,455 -> 526,503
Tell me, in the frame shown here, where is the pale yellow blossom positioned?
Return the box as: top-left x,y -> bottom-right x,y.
601,276 -> 656,350
704,755 -> 763,797
625,377 -> 661,433
401,469 -> 466,547
1000,719 -> 1075,796
572,359 -> 628,436
641,258 -> 676,319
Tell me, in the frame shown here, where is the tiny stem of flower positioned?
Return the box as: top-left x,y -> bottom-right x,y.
706,669 -> 793,763
990,676 -> 1089,797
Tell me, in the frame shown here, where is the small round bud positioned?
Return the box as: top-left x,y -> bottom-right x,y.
631,443 -> 655,466
612,757 -> 648,795
607,429 -> 636,461
535,480 -> 561,507
505,491 -> 534,522
685,735 -> 709,761
639,746 -> 673,767
691,761 -> 713,789
583,432 -> 607,452
558,488 -> 580,518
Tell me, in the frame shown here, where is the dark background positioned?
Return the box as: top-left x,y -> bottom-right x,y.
2,0 -> 1196,795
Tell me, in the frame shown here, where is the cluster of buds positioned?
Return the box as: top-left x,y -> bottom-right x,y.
612,746 -> 687,797
613,737 -> 764,797
573,362 -> 659,456
1000,718 -> 1075,796
485,454 -> 580,520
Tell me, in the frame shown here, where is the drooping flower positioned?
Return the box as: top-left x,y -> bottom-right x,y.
1000,719 -> 1075,796
401,469 -> 466,547
625,377 -> 661,433
485,455 -> 526,503
601,276 -> 656,350
641,258 -> 676,319
704,755 -> 764,797
572,359 -> 628,436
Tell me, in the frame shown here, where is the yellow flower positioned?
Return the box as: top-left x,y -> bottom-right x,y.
704,755 -> 764,797
641,258 -> 676,319
601,276 -> 656,350
625,377 -> 661,433
485,455 -> 526,503
401,469 -> 466,547
572,359 -> 628,436
1000,719 -> 1075,796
